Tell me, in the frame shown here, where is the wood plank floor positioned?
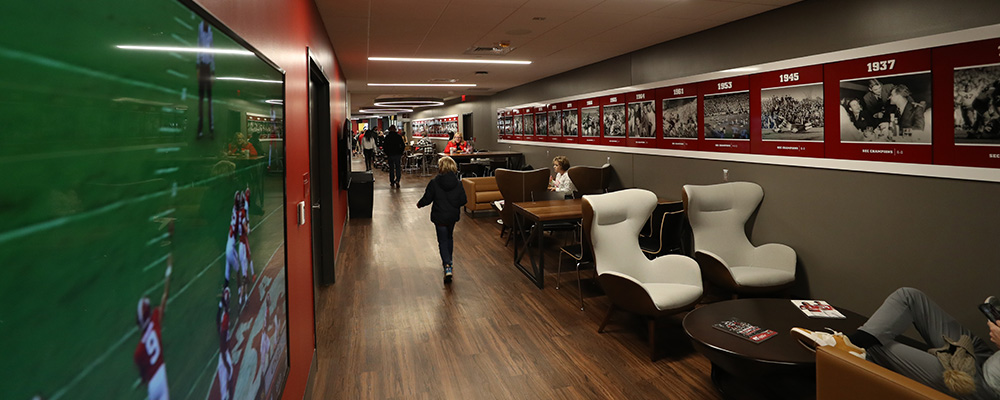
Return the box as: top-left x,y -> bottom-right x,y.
307,160 -> 724,399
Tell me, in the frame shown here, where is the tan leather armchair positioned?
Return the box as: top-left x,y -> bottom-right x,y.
816,347 -> 954,400
567,163 -> 613,196
461,177 -> 502,215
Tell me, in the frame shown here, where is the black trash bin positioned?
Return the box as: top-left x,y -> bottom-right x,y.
348,171 -> 374,218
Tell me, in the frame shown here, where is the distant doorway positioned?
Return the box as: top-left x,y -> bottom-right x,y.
308,53 -> 336,286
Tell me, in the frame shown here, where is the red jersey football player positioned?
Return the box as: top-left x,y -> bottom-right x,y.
215,287 -> 235,400
134,255 -> 172,400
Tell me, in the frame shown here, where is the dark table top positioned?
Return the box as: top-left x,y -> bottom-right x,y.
683,298 -> 868,366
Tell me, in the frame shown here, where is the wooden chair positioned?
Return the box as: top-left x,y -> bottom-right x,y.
638,201 -> 686,259
494,168 -> 549,245
568,163 -> 613,196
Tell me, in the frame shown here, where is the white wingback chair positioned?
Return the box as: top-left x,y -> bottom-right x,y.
682,182 -> 796,296
583,189 -> 702,360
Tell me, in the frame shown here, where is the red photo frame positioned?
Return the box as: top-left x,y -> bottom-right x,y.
578,97 -> 602,145
656,83 -> 700,151
932,37 -> 1000,168
824,49 -> 932,164
700,76 -> 751,153
751,65 -> 825,158
559,101 -> 580,143
626,89 -> 658,148
601,94 -> 627,146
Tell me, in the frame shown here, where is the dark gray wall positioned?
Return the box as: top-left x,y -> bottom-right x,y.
468,0 -> 1000,338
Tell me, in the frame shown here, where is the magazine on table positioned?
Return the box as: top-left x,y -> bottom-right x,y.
712,317 -> 778,344
792,299 -> 846,319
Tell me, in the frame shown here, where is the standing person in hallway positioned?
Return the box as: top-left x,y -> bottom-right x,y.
361,129 -> 375,171
383,126 -> 405,187
416,156 -> 467,283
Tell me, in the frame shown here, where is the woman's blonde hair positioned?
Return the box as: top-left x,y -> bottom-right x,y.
438,156 -> 458,174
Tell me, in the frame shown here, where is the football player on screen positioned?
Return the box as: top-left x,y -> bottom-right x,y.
134,255 -> 173,400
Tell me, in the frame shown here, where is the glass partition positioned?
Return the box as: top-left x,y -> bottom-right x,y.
0,1 -> 289,399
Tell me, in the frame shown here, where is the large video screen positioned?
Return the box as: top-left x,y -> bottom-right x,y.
0,1 -> 289,399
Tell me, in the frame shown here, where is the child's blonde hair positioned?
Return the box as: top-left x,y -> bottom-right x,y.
438,156 -> 458,174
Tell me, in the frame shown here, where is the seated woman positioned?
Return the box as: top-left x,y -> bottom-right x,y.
228,132 -> 258,157
548,156 -> 576,197
444,135 -> 469,154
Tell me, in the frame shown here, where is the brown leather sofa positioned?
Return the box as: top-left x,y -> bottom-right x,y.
567,163 -> 613,196
816,346 -> 954,400
461,176 -> 502,215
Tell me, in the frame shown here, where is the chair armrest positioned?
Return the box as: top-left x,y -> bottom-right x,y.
816,347 -> 954,400
462,178 -> 477,207
646,254 -> 702,286
751,243 -> 796,274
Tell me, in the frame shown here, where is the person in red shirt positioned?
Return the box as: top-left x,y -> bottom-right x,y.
444,134 -> 469,154
134,255 -> 172,400
228,132 -> 258,157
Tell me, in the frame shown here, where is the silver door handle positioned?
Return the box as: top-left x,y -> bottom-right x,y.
312,203 -> 321,209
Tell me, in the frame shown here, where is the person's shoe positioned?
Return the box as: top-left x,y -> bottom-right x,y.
790,327 -> 867,359
444,265 -> 453,283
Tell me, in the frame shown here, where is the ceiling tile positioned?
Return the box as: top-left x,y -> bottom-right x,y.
649,0 -> 739,19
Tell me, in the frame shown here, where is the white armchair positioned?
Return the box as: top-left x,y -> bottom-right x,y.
682,182 -> 796,296
583,189 -> 703,360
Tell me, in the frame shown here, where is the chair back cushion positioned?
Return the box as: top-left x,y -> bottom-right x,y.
494,168 -> 549,225
568,164 -> 613,195
683,182 -> 762,266
584,189 -> 657,280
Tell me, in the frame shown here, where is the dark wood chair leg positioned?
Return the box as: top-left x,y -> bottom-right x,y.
648,318 -> 657,361
598,305 -> 616,333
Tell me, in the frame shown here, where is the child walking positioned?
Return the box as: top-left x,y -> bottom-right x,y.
416,156 -> 467,283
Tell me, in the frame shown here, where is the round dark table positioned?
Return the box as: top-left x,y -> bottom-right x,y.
683,298 -> 868,400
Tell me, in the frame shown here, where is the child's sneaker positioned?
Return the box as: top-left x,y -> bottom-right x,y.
444,265 -> 453,283
790,327 -> 867,360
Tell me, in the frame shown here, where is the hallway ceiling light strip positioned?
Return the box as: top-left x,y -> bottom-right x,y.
373,97 -> 444,107
116,45 -> 254,55
367,83 -> 475,87
369,57 -> 531,65
359,106 -> 413,114
217,77 -> 283,84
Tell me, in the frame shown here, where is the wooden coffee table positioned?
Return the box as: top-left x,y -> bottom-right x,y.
682,298 -> 868,400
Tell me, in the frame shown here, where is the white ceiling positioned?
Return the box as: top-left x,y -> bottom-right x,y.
315,0 -> 801,114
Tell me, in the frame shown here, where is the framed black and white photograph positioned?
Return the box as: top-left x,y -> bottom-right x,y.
561,110 -> 577,136
536,113 -> 548,136
513,114 -> 523,136
954,63 -> 1000,145
548,111 -> 561,137
603,104 -> 625,137
662,97 -> 698,139
704,91 -> 750,140
761,84 -> 824,141
627,100 -> 656,138
839,72 -> 932,144
581,107 -> 600,137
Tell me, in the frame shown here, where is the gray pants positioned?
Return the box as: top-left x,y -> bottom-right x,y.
859,287 -> 997,399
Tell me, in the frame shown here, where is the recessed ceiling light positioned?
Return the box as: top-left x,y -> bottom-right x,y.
368,57 -> 530,65
374,97 -> 445,107
117,45 -> 254,55
359,106 -> 413,114
367,83 -> 476,87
